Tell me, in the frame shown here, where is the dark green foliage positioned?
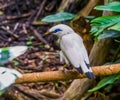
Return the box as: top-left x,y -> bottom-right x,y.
98,30 -> 120,39
94,2 -> 120,12
91,15 -> 120,37
88,74 -> 120,92
41,12 -> 76,22
91,1 -> 120,40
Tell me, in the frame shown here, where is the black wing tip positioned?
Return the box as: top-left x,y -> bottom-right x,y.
84,61 -> 90,69
76,67 -> 83,74
85,72 -> 96,79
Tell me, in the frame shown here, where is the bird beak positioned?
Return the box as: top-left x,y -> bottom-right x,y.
45,31 -> 51,35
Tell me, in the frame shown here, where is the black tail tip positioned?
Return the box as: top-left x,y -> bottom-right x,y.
85,72 -> 96,79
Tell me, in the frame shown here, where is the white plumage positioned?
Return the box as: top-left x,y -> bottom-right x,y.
0,67 -> 22,91
8,46 -> 28,61
46,24 -> 95,79
0,46 -> 28,64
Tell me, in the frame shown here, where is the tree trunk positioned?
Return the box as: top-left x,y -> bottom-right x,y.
57,0 -> 75,12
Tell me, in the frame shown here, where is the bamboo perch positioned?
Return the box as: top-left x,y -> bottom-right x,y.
16,63 -> 120,84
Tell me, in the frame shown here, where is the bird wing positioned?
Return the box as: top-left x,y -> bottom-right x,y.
60,33 -> 92,73
59,51 -> 69,65
0,67 -> 22,90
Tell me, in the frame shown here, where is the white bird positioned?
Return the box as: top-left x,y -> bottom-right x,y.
45,24 -> 95,79
0,46 -> 28,64
0,67 -> 22,95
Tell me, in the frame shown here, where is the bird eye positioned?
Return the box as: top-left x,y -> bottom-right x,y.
53,28 -> 62,33
1,71 -> 6,74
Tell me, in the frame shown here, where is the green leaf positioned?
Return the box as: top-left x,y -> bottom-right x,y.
88,74 -> 120,92
94,2 -> 120,12
26,41 -> 32,45
115,39 -> 120,43
13,60 -> 20,66
28,45 -> 34,48
0,88 -> 7,95
91,15 -> 120,24
27,36 -> 35,40
115,58 -> 120,63
109,22 -> 120,31
26,36 -> 34,46
90,15 -> 120,36
98,30 -> 120,40
42,55 -> 49,61
41,12 -> 76,22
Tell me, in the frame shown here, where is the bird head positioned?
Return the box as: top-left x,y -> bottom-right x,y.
45,24 -> 74,38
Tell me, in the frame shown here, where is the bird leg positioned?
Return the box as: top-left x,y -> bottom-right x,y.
59,64 -> 68,73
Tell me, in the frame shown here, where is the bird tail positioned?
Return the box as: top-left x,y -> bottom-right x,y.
76,67 -> 95,79
85,71 -> 95,79
84,61 -> 95,79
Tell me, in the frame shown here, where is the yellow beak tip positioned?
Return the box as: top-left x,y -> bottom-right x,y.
45,31 -> 50,35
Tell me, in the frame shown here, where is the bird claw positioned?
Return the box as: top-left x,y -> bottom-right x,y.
59,66 -> 68,74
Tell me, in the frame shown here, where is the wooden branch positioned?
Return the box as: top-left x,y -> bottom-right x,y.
16,63 -> 120,84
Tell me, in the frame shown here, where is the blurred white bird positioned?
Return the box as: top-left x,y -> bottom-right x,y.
45,24 -> 95,79
0,46 -> 28,64
0,67 -> 22,95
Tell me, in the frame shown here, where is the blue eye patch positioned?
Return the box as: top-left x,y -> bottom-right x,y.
52,28 -> 62,33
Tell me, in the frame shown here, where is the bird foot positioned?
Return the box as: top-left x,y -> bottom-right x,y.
59,67 -> 68,74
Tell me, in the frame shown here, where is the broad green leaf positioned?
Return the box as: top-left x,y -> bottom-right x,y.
90,15 -> 120,36
88,74 -> 120,92
91,15 -> 120,24
41,12 -> 76,22
94,2 -> 120,12
109,22 -> 120,31
98,30 -> 120,40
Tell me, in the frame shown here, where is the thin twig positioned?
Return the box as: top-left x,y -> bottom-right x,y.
1,26 -> 19,38
0,2 -> 14,9
33,0 -> 47,22
6,13 -> 31,20
30,26 -> 49,45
